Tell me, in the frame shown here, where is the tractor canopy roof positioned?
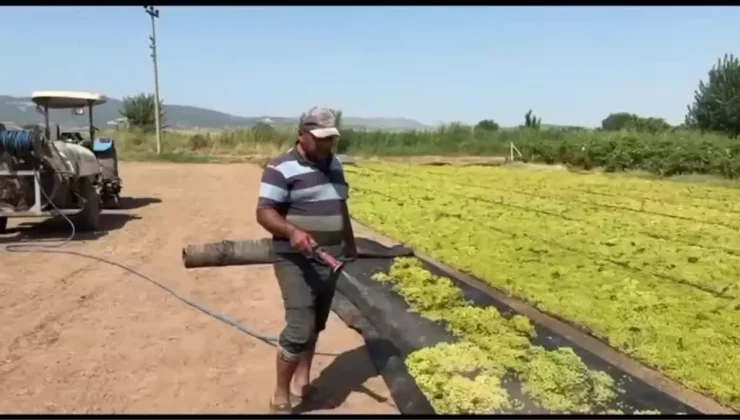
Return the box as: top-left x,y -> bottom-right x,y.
31,91 -> 107,109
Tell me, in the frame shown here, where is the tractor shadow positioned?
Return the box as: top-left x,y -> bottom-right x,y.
116,197 -> 162,210
0,196 -> 160,244
293,344 -> 395,414
0,212 -> 141,243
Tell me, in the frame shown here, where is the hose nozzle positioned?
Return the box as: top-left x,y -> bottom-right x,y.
312,245 -> 344,273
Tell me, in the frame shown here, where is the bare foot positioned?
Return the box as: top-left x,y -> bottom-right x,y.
270,390 -> 292,414
290,381 -> 310,398
273,389 -> 291,406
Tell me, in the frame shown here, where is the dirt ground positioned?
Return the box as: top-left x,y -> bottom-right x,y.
0,162 -> 398,414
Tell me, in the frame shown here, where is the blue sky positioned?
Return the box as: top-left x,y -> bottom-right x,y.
1,6 -> 737,127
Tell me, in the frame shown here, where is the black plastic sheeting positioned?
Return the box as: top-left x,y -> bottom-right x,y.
329,292 -> 439,414
330,239 -> 451,414
333,238 -> 698,415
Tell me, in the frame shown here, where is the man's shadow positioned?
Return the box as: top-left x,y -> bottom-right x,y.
293,344 -> 394,413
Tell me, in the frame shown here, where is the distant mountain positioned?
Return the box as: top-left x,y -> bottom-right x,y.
0,95 -> 427,131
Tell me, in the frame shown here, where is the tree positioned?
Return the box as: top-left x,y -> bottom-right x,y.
601,112 -> 671,133
329,108 -> 343,154
251,121 -> 279,142
475,119 -> 500,131
686,53 -> 740,138
119,93 -> 166,132
330,108 -> 343,130
601,112 -> 637,131
524,109 -> 541,129
631,116 -> 671,134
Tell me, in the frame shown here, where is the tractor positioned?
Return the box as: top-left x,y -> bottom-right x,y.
0,91 -> 123,233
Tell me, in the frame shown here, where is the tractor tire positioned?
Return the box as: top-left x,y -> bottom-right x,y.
0,217 -> 6,234
72,177 -> 101,232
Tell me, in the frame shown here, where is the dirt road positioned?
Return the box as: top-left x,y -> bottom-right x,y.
0,162 -> 397,414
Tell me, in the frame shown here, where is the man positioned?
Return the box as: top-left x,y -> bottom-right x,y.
256,106 -> 357,414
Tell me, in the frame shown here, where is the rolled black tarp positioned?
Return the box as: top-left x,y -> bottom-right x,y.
181,237 -> 414,268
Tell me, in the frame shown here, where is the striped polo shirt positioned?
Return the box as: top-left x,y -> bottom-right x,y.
257,147 -> 349,254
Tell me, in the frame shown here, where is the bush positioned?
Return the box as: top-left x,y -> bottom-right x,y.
109,123 -> 740,179
514,129 -> 740,178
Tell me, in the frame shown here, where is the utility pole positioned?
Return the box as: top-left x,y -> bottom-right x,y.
144,5 -> 162,155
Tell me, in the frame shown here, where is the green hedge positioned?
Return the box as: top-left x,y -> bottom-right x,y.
338,126 -> 740,179
111,124 -> 740,179
514,130 -> 740,178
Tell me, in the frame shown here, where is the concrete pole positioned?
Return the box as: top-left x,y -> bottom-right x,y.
145,6 -> 162,155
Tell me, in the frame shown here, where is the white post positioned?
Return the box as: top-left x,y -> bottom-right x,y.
509,142 -> 514,162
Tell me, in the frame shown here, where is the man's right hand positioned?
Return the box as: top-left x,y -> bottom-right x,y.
289,228 -> 316,254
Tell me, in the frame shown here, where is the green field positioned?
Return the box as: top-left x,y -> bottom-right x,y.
345,162 -> 740,412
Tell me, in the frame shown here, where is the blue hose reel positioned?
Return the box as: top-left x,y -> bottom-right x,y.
0,130 -> 37,154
